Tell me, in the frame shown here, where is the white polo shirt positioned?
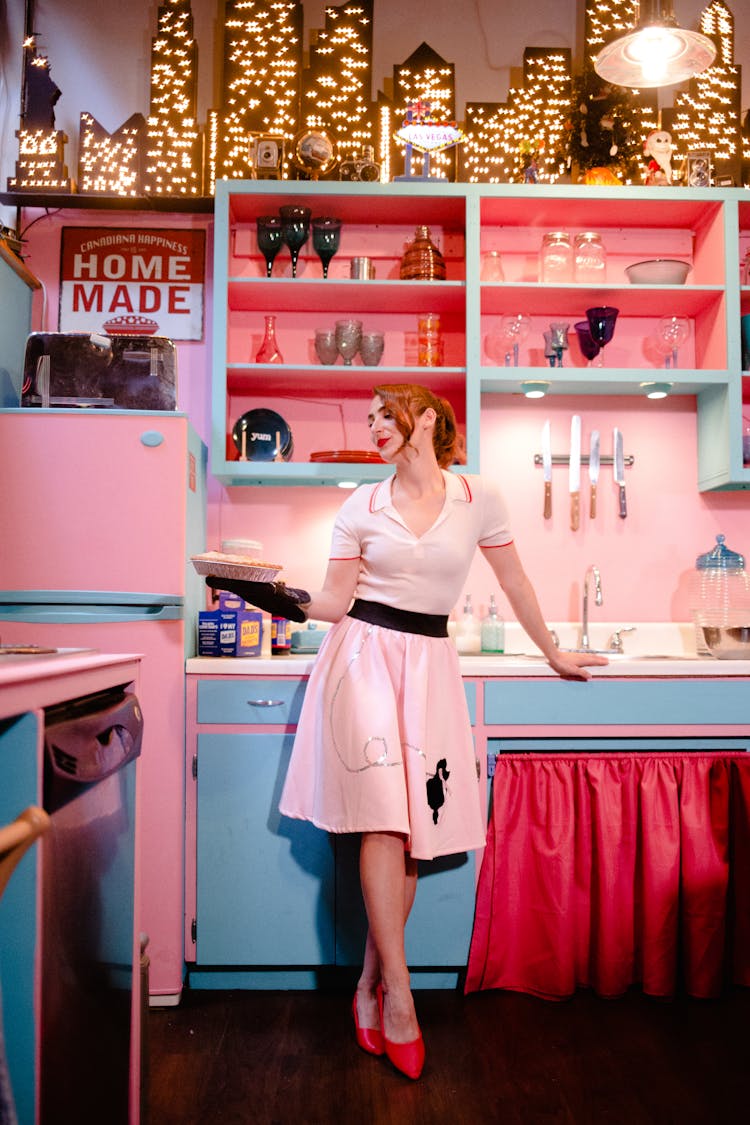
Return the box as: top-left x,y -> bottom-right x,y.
329,470 -> 513,615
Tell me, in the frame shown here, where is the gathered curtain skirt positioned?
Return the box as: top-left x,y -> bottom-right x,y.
465,752 -> 750,999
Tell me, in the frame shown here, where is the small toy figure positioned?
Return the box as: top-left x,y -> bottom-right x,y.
643,129 -> 673,185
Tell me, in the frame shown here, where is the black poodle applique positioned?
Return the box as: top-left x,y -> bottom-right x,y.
426,758 -> 451,825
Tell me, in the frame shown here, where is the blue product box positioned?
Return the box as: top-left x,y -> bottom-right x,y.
218,592 -> 263,657
198,609 -> 238,657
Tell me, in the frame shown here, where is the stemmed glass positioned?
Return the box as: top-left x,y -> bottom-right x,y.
335,319 -> 362,366
279,204 -> 311,278
489,314 -> 531,366
585,306 -> 619,365
657,315 -> 690,368
256,216 -> 284,278
574,320 -> 602,367
311,217 -> 342,279
549,321 -> 570,367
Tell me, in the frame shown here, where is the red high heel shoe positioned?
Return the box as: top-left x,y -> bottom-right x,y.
352,992 -> 384,1056
377,984 -> 425,1080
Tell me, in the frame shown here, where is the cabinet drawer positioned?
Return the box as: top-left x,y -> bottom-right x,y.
197,678 -> 306,725
484,679 -> 750,727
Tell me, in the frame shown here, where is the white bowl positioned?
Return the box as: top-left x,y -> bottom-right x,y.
625,259 -> 691,285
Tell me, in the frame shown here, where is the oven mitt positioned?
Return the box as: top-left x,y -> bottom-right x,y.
206,577 -> 310,622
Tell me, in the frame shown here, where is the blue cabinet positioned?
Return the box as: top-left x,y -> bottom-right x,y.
188,674 -> 480,983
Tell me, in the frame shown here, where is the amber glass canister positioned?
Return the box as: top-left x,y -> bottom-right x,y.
400,226 -> 446,280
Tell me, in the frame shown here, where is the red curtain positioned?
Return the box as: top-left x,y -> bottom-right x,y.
465,753 -> 750,999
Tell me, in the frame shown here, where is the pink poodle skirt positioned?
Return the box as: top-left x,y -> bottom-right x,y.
278,613 -> 487,860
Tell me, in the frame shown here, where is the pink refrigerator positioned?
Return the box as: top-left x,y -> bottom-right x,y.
0,410 -> 206,1003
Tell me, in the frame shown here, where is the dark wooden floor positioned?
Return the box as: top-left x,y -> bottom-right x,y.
146,984 -> 750,1125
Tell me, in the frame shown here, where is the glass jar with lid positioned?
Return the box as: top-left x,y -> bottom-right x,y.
539,231 -> 573,284
574,231 -> 607,284
689,534 -> 750,655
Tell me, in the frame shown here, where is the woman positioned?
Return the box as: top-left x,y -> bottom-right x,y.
209,384 -> 606,1079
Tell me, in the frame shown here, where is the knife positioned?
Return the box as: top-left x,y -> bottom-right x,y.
589,429 -> 600,519
569,414 -> 581,531
614,426 -> 627,518
542,419 -> 552,519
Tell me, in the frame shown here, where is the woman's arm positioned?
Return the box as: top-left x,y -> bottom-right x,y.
304,556 -> 361,623
480,542 -> 608,681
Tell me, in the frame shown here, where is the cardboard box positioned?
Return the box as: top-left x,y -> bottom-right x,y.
219,592 -> 263,657
198,609 -> 239,657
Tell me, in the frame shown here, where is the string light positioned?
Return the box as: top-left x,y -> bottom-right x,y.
669,2 -> 741,185
462,49 -> 572,183
214,0 -> 303,180
78,112 -> 145,195
390,44 -> 457,179
143,0 -> 203,195
304,3 -> 375,165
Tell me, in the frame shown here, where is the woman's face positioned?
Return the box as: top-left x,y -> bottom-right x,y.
367,395 -> 404,461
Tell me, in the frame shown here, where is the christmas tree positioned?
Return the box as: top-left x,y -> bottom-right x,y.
564,69 -> 644,181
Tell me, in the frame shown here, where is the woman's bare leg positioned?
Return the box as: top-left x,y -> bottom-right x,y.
356,831 -> 420,1042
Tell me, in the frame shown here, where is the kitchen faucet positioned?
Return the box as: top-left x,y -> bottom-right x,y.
581,565 -> 603,651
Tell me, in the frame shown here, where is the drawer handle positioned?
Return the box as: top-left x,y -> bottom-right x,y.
247,698 -> 284,707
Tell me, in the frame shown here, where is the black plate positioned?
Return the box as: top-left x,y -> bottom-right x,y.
232,408 -> 293,461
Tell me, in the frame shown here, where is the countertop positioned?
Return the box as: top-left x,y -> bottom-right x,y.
0,651 -> 142,720
186,621 -> 750,678
186,653 -> 750,678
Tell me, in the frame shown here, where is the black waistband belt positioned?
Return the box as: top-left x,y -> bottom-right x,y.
347,599 -> 449,638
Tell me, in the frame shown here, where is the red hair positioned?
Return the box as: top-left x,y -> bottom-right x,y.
372,383 -> 458,468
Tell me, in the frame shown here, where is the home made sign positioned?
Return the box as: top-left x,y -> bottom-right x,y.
59,227 -> 206,340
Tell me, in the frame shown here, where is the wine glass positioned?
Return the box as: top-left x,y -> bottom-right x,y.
585,306 -> 619,365
311,216 -> 342,279
256,216 -> 284,278
334,319 -> 362,366
279,204 -> 311,278
657,315 -> 690,368
573,320 -> 602,367
494,314 -> 531,366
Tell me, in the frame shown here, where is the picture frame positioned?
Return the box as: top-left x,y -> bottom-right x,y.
685,149 -> 712,188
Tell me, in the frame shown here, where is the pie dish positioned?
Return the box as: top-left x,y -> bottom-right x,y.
190,552 -> 282,582
309,449 -> 384,463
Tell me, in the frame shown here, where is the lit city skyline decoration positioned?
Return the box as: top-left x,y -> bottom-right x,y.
584,0 -> 638,67
78,112 -> 146,195
390,43 -> 457,180
669,1 -> 742,184
8,36 -> 71,192
143,0 -> 203,195
303,2 -> 375,164
462,48 -> 573,183
211,0 -> 303,183
4,1 -> 748,196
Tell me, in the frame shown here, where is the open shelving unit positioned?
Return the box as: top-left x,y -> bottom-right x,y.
211,180 -> 750,490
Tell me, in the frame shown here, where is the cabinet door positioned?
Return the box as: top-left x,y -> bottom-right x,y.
195,731 -> 335,965
334,835 -> 476,968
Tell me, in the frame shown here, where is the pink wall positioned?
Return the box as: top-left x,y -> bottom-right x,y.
21,214 -> 750,626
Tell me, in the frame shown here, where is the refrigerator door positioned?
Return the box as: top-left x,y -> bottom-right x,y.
0,412 -> 205,597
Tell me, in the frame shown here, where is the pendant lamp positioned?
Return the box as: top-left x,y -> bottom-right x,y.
593,0 -> 716,89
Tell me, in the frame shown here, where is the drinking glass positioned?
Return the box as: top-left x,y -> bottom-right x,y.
256,216 -> 284,278
311,217 -> 342,278
657,315 -> 690,368
335,319 -> 362,366
359,332 -> 385,367
279,204 -> 311,278
314,329 -> 338,365
549,321 -> 570,367
585,306 -> 619,364
573,320 -> 602,367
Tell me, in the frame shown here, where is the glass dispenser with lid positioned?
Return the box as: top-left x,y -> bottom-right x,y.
690,534 -> 750,656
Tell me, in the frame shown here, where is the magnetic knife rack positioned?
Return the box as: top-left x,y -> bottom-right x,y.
534,453 -> 635,467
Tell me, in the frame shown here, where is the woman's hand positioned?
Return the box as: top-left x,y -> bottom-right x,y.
546,649 -> 609,681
